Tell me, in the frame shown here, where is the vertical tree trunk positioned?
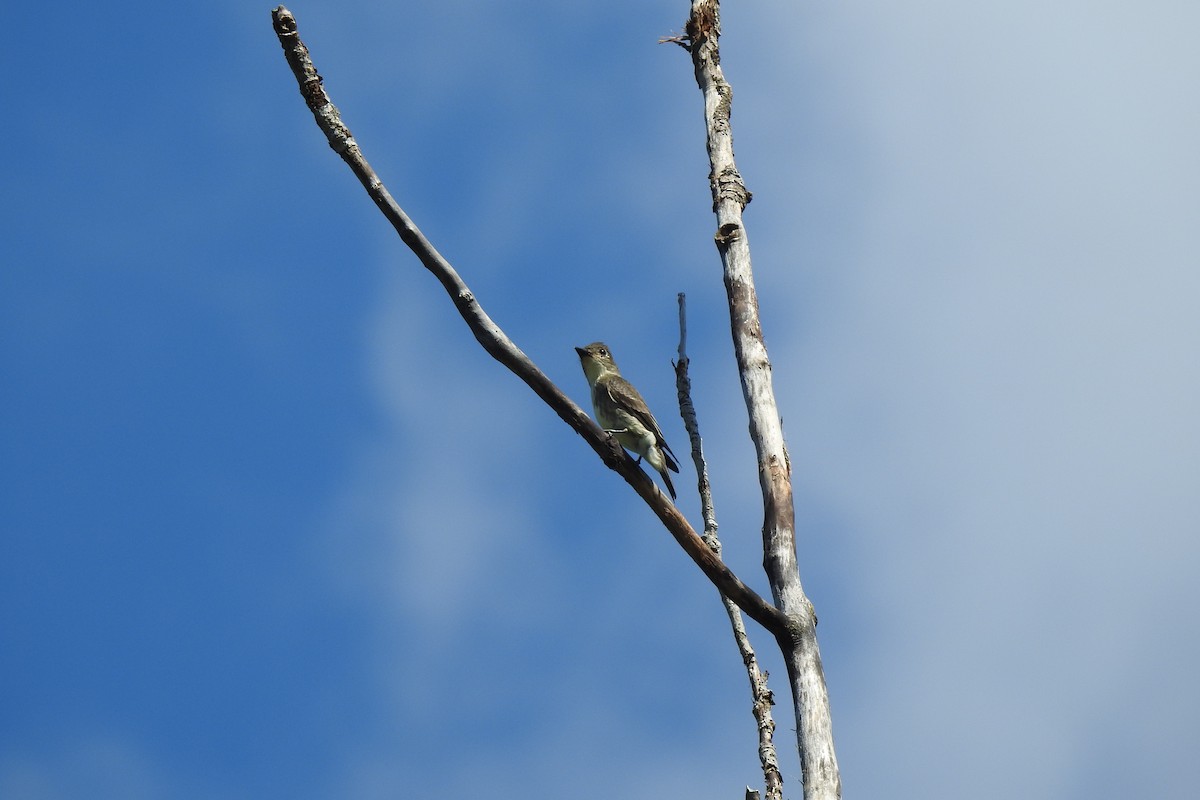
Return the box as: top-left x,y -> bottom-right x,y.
682,2 -> 841,797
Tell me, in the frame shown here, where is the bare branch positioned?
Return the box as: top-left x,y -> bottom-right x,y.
269,5 -> 788,639
658,32 -> 691,50
680,1 -> 841,797
675,295 -> 783,800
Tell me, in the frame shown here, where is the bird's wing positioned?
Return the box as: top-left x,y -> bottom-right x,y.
606,377 -> 680,473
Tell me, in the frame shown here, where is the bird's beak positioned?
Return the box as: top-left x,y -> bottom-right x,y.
574,347 -> 587,358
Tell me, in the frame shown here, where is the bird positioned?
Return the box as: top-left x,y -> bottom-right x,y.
575,341 -> 680,500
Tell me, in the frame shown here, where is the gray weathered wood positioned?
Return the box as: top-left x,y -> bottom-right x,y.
680,2 -> 842,797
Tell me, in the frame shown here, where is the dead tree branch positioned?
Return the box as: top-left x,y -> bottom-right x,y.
270,5 -> 786,637
677,1 -> 841,797
675,294 -> 783,800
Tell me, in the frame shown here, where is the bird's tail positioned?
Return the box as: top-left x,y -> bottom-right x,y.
659,466 -> 677,501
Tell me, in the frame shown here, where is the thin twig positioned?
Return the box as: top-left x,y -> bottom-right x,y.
270,5 -> 789,638
675,295 -> 783,800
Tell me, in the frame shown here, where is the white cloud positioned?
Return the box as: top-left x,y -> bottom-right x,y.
726,2 -> 1200,797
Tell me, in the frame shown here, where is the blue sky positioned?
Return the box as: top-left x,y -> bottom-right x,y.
3,1 -> 1198,798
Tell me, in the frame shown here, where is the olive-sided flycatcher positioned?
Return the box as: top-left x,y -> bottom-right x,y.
575,342 -> 680,500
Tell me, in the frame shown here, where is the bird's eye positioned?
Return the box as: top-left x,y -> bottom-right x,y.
599,348 -> 608,357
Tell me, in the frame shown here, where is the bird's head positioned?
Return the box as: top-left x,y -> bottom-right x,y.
575,341 -> 619,383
